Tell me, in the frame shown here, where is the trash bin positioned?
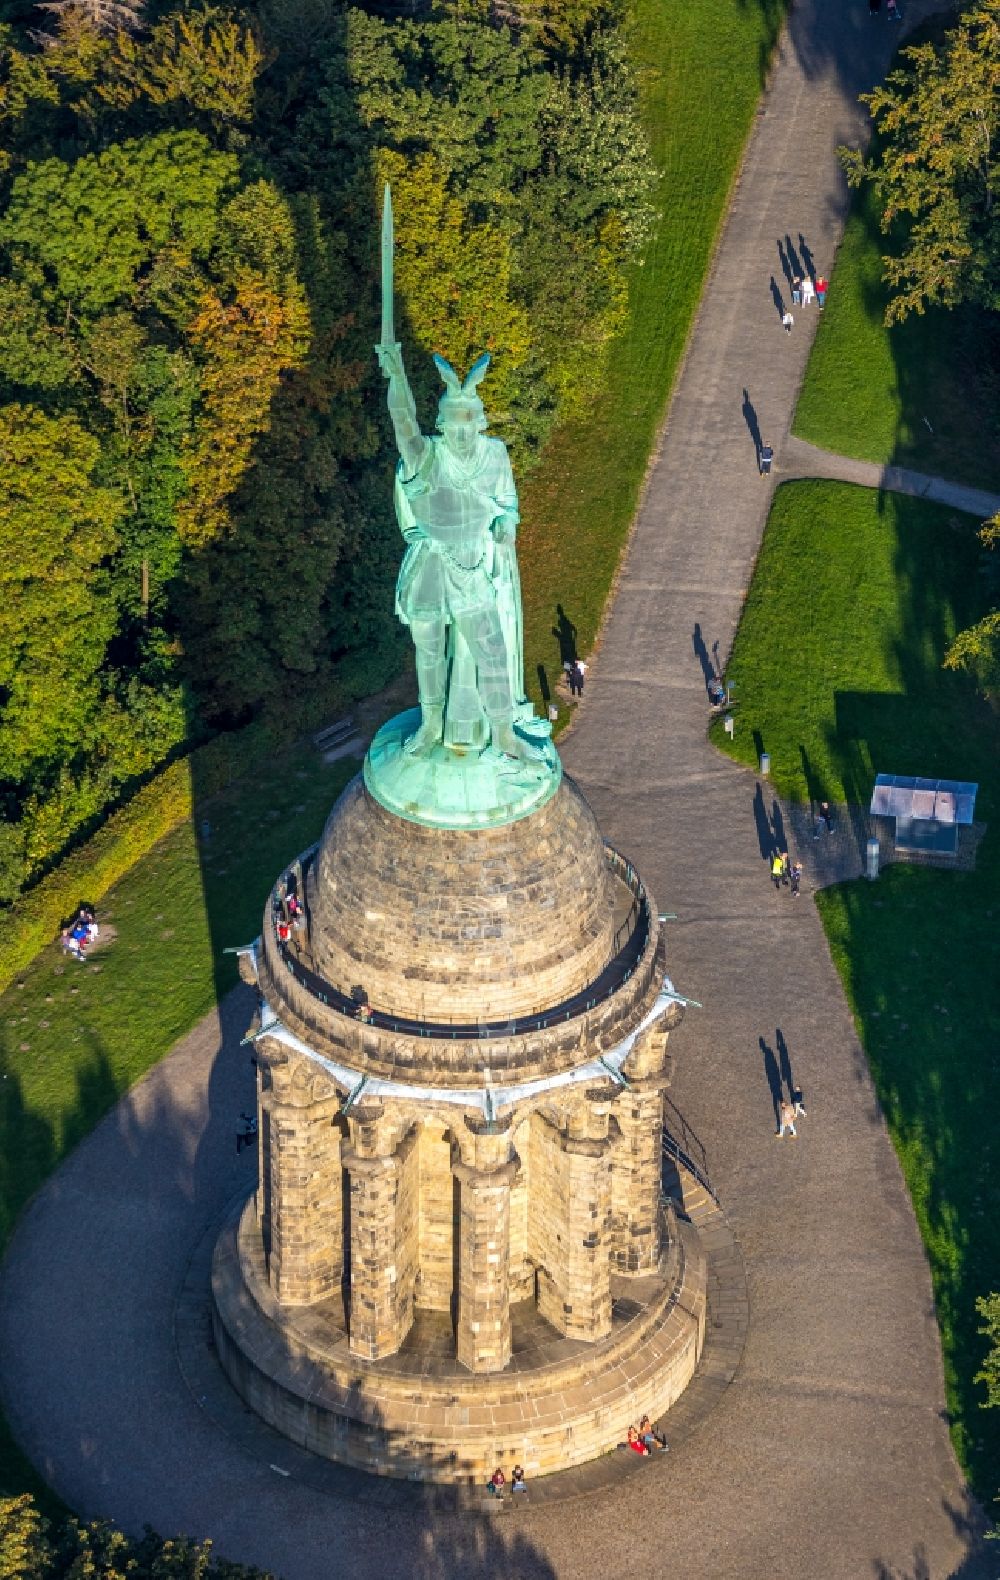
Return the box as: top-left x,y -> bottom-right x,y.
759,752 -> 771,777
866,837 -> 880,880
724,713 -> 735,738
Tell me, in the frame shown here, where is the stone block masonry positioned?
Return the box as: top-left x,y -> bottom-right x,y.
214,760 -> 708,1480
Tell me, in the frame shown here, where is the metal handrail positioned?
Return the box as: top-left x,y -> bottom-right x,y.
661,1130 -> 716,1202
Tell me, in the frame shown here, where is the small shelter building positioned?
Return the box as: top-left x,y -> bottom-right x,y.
869,774 -> 978,858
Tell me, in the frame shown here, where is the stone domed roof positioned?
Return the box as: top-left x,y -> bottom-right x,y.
304,772 -> 619,1025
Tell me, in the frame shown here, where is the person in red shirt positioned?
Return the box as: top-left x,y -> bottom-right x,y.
816,274 -> 829,309
627,1425 -> 651,1456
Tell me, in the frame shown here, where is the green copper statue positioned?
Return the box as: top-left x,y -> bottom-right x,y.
366,185 -> 559,831
375,188 -> 539,765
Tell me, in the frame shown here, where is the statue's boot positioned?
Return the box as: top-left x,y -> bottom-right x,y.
491,719 -> 546,763
403,704 -> 444,757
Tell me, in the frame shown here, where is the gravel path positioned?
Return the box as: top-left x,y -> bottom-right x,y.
781,435 -> 1000,519
0,2 -> 993,1577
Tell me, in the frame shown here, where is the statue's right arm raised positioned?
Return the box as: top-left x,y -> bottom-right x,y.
376,343 -> 429,483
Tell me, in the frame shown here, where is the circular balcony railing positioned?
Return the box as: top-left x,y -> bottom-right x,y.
267,844 -> 652,1041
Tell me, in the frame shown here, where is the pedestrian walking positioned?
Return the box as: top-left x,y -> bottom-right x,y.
570,659 -> 587,695
801,276 -> 816,307
759,442 -> 773,477
887,0 -> 901,20
813,800 -> 834,837
815,274 -> 829,309
771,852 -> 784,891
782,310 -> 794,334
777,1098 -> 797,1138
791,275 -> 802,306
781,851 -> 791,887
792,1089 -> 807,1117
789,860 -> 803,897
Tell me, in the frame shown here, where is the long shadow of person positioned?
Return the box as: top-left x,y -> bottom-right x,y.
776,1027 -> 796,1098
769,274 -> 785,320
552,603 -> 578,667
776,238 -> 793,289
692,622 -> 715,693
759,1036 -> 783,1128
784,233 -> 804,283
798,743 -> 824,823
753,784 -> 774,862
771,796 -> 787,854
798,232 -> 816,283
742,387 -> 762,465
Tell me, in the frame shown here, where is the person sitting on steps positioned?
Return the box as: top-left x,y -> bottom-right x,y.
639,1414 -> 668,1452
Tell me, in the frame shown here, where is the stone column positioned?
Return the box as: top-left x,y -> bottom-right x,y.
612,1003 -> 680,1273
343,1111 -> 418,1360
257,1042 -> 344,1305
609,1090 -> 664,1273
453,1123 -> 518,1374
536,1097 -> 613,1342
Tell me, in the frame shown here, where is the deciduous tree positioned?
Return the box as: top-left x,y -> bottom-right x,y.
842,0 -> 1000,322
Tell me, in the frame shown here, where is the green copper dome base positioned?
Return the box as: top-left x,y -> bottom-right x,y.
363,708 -> 561,830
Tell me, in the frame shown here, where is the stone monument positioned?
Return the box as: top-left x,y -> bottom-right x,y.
210,187 -> 707,1483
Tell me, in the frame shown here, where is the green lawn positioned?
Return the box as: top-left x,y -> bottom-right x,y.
793,166 -> 1000,492
714,477 -> 1000,1499
710,480 -> 997,807
520,0 -> 789,703
0,748 -> 357,1498
818,858 -> 1000,1495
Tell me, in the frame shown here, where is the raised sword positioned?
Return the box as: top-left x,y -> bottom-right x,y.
377,183 -> 398,356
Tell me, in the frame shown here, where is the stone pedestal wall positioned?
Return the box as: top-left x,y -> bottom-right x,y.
212,1192 -> 707,1483
218,762 -> 709,1483
308,778 -> 617,1023
416,1126 -> 455,1312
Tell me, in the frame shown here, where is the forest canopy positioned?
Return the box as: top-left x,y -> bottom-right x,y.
0,0 -> 656,903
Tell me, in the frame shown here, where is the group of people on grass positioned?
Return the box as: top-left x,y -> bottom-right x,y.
60,904 -> 99,962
